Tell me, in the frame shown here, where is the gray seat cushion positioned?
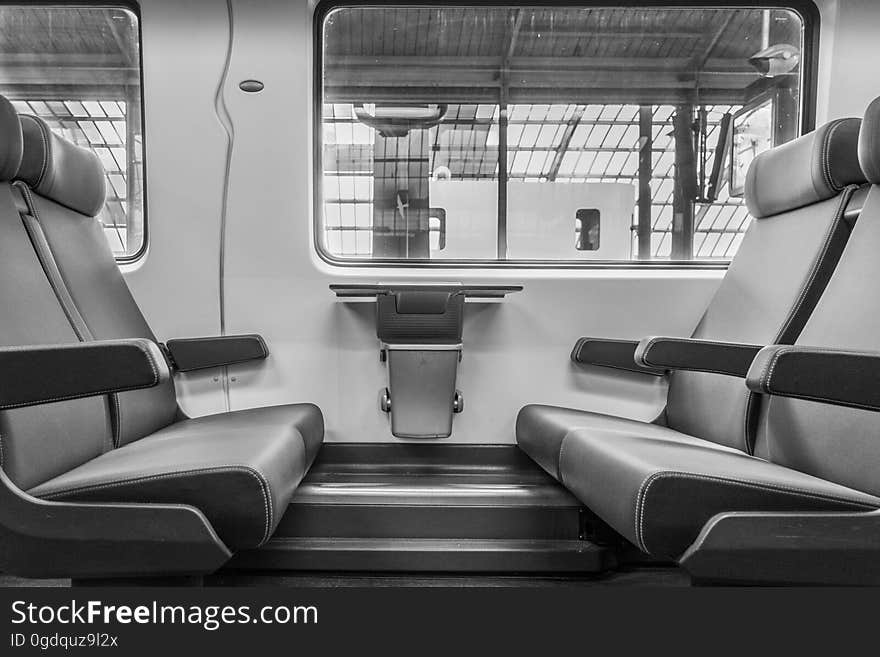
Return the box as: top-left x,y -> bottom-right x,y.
516,404 -> 681,480
28,403 -> 323,550
557,427 -> 880,558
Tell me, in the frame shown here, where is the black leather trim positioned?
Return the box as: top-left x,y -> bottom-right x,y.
165,334 -> 269,372
0,97 -> 22,181
773,185 -> 859,344
570,337 -> 665,376
0,339 -> 169,410
40,465 -> 274,546
747,345 -> 880,412
636,470 -> 876,557
635,336 -> 763,378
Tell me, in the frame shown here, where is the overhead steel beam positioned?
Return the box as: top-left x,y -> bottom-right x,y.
0,53 -> 129,66
326,54 -> 753,72
519,29 -> 705,39
323,85 -> 748,107
546,105 -> 585,182
0,67 -> 137,87
323,56 -> 756,100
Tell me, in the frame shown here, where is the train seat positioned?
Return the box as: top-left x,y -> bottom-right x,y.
560,99 -> 880,556
530,100 -> 880,560
517,116 -> 867,482
0,96 -> 322,559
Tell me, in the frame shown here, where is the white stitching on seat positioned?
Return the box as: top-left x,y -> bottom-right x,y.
761,347 -> 880,410
820,120 -> 846,192
741,392 -> 755,453
641,337 -> 758,374
0,378 -> 158,411
112,393 -> 123,448
638,337 -> 661,366
0,341 -> 161,411
21,116 -> 50,187
38,465 -> 274,545
762,347 -> 792,392
634,470 -> 877,553
556,431 -> 571,483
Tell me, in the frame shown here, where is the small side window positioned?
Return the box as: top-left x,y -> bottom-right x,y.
429,208 -> 446,251
575,209 -> 600,251
0,6 -> 145,260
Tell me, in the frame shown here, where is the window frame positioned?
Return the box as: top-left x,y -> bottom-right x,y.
2,0 -> 149,263
313,0 -> 819,270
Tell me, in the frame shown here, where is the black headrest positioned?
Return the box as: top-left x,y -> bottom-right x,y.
859,96 -> 880,184
0,97 -> 23,181
745,117 -> 865,219
17,115 -> 106,217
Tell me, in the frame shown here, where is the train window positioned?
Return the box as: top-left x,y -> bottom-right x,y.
575,209 -> 600,251
0,5 -> 145,260
318,4 -> 811,265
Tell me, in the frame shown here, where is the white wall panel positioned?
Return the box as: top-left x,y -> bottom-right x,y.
122,0 -> 231,417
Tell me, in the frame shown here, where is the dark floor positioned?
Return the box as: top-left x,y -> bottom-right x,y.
210,568 -> 691,587
0,567 -> 690,588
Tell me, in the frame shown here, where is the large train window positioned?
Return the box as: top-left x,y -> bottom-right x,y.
317,4 -> 811,264
0,5 -> 145,260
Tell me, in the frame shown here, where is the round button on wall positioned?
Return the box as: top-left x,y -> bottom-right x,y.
239,79 -> 264,93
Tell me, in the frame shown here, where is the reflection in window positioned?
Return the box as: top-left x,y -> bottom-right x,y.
320,6 -> 807,263
0,7 -> 144,259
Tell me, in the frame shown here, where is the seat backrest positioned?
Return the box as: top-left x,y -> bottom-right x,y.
14,114 -> 179,447
757,98 -> 880,497
0,98 -> 114,489
665,118 -> 866,453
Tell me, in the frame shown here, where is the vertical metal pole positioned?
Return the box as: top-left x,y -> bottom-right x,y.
637,105 -> 653,259
671,105 -> 696,260
497,101 -> 508,260
497,9 -> 520,260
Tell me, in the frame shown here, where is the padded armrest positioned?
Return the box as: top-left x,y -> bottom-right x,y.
635,336 -> 763,378
0,339 -> 168,410
165,334 -> 268,372
570,337 -> 665,376
746,345 -> 880,412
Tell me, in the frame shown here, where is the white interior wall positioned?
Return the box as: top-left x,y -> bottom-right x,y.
125,0 -> 874,443
814,0 -> 879,122
122,0 -> 231,417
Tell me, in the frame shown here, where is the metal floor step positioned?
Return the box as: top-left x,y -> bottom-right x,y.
229,537 -> 613,573
231,445 -> 612,573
